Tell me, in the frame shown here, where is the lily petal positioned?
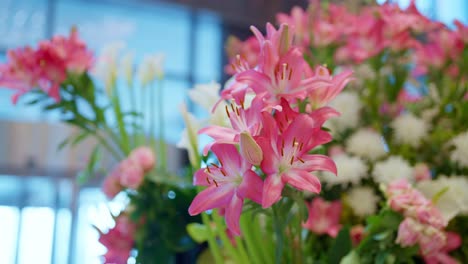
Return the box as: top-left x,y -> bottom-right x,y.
225,194 -> 244,236
262,174 -> 284,208
283,169 -> 321,194
188,185 -> 235,215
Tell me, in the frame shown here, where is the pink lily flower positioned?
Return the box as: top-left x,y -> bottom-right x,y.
424,232 -> 462,264
0,28 -> 93,103
199,97 -> 263,156
307,66 -> 353,109
258,113 -> 336,208
303,197 -> 342,237
188,144 -> 263,235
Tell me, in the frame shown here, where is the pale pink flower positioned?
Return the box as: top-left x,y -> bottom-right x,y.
225,36 -> 260,75
307,66 -> 353,109
424,232 -> 461,264
119,159 -> 145,190
129,147 -> 156,172
413,163 -> 431,182
188,144 -> 263,235
102,168 -> 123,199
303,197 -> 342,237
396,217 -> 420,247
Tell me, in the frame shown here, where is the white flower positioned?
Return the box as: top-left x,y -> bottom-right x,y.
188,82 -> 222,112
391,114 -> 429,147
321,154 -> 368,186
449,131 -> 468,168
138,53 -> 165,87
326,92 -> 362,134
346,129 -> 386,160
93,42 -> 125,94
417,176 -> 468,221
372,156 -> 413,184
177,103 -> 202,167
120,52 -> 134,87
188,82 -> 230,127
346,186 -> 379,217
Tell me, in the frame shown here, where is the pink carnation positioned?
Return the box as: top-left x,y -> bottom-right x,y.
118,159 -> 145,190
99,214 -> 136,264
102,168 -> 123,199
129,147 -> 156,172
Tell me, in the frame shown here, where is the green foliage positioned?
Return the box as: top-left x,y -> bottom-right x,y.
353,209 -> 419,264
328,227 -> 353,264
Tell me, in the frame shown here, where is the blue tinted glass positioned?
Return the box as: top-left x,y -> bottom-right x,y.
195,10 -> 222,82
54,0 -> 191,75
0,0 -> 47,48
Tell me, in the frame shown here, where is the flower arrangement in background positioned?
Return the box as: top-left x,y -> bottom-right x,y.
0,30 -> 199,263
182,0 -> 468,263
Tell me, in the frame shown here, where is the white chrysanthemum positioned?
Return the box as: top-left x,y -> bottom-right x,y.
321,154 -> 368,186
391,114 -> 429,147
372,156 -> 413,184
449,131 -> 468,168
346,186 -> 379,217
326,92 -> 362,134
346,129 -> 386,160
417,176 -> 468,222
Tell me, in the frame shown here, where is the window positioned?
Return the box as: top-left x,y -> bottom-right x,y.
0,0 -> 222,263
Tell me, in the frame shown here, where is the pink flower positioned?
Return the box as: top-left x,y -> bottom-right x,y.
424,232 -> 461,264
0,28 -> 93,103
99,214 -> 135,264
225,36 -> 260,75
258,113 -> 336,208
119,159 -> 145,190
307,66 -> 353,109
303,197 -> 342,237
350,225 -> 365,246
129,147 -> 156,172
188,144 -> 263,235
396,217 -> 420,247
413,163 -> 431,182
102,168 -> 123,199
199,97 -> 263,155
276,7 -> 310,47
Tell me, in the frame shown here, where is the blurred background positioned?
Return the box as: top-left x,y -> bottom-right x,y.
0,0 -> 466,263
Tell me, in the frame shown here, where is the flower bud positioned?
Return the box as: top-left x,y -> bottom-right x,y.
239,131 -> 263,165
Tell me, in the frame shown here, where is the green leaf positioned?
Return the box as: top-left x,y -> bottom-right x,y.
186,223 -> 209,243
340,251 -> 361,264
71,131 -> 91,146
57,137 -> 70,151
328,226 -> 352,264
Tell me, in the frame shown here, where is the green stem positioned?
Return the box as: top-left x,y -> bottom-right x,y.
212,210 -> 243,263
157,79 -> 167,170
234,235 -> 250,264
201,212 -> 224,264
141,85 -> 147,146
94,131 -> 123,161
112,87 -> 130,155
129,84 -> 138,148
272,205 -> 285,264
149,82 -> 156,152
240,213 -> 264,264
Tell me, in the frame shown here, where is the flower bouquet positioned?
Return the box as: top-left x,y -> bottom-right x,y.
182,0 -> 468,263
0,30 -> 199,263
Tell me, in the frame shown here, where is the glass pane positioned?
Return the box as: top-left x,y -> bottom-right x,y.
54,0 -> 191,75
0,206 -> 19,264
0,0 -> 47,48
195,10 -> 222,82
17,207 -> 54,264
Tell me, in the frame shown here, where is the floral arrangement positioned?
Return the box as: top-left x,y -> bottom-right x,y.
181,0 -> 468,263
1,0 -> 468,263
0,30 -> 199,263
